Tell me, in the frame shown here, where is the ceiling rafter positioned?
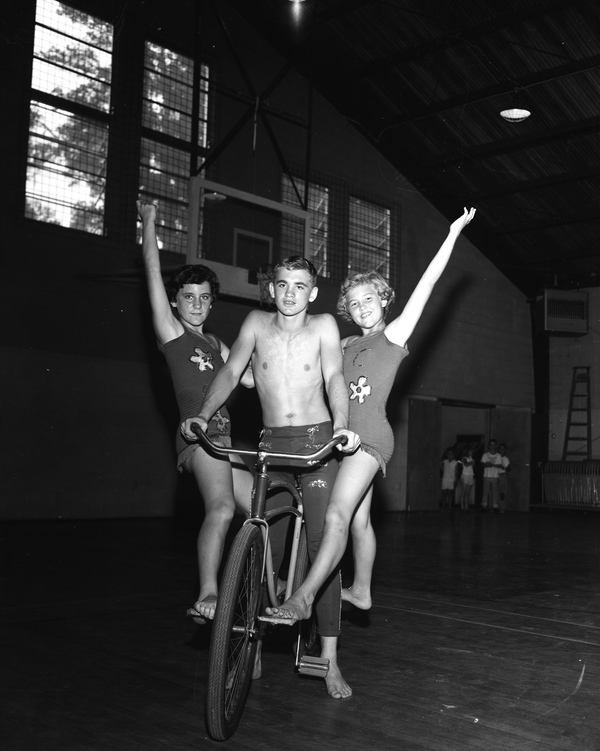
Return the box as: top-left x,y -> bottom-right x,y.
422,115 -> 600,170
464,165 -> 600,201
226,0 -> 600,293
520,246 -> 600,267
493,210 -> 600,235
384,54 -> 600,127
332,0 -> 580,82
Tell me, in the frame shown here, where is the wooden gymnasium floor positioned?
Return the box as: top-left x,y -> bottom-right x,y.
3,506 -> 600,750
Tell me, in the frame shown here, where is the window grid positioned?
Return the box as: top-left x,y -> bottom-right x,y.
138,138 -> 189,251
281,175 -> 330,278
139,42 -> 210,252
26,103 -> 107,233
26,0 -> 112,233
348,196 -> 391,278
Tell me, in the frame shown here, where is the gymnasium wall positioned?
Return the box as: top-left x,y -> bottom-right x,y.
548,289 -> 600,460
0,0 -> 534,519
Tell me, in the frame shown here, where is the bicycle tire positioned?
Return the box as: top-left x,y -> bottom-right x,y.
206,524 -> 264,741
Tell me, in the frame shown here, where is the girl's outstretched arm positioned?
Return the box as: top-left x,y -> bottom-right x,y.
137,200 -> 183,345
384,207 -> 476,347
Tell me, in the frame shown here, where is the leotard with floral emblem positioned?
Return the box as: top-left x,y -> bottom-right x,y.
343,331 -> 409,475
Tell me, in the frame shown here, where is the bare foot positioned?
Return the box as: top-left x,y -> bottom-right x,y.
265,591 -> 313,622
187,593 -> 218,624
320,636 -> 352,699
325,662 -> 352,699
341,586 -> 372,611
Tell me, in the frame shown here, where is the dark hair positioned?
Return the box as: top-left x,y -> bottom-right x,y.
164,264 -> 220,303
336,271 -> 396,322
272,255 -> 318,286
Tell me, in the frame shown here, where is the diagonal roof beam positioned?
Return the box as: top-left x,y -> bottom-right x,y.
447,165 -> 600,202
387,54 -> 600,127
333,0 -> 580,82
518,245 -> 600,268
492,211 -> 600,235
422,115 -> 600,170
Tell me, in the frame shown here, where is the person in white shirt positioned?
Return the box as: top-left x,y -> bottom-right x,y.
458,448 -> 476,511
440,448 -> 459,510
481,439 -> 502,512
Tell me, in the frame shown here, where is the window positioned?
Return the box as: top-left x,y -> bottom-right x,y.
139,42 -> 209,253
348,196 -> 390,277
26,0 -> 113,233
281,175 -> 329,277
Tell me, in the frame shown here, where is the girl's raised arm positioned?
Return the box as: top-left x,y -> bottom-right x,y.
384,207 -> 476,347
137,200 -> 182,345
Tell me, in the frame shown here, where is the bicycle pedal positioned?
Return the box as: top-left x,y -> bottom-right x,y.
258,615 -> 296,626
298,655 -> 329,677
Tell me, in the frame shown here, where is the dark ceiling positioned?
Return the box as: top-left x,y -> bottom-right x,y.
225,0 -> 600,296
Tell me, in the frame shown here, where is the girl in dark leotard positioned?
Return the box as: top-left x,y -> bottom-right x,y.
266,207 -> 476,622
138,201 -> 254,626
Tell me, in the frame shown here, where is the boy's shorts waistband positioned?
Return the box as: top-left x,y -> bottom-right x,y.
260,421 -> 332,441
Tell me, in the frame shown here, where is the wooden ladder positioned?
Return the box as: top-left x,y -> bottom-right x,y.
562,366 -> 592,461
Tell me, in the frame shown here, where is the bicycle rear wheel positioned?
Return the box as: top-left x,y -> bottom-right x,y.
206,523 -> 264,741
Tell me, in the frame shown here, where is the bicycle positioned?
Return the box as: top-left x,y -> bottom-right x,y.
190,425 -> 346,741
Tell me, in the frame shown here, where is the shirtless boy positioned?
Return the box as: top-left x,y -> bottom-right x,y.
181,256 -> 360,699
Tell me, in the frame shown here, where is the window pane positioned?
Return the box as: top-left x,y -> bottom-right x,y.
33,0 -> 112,112
26,1 -> 112,232
26,101 -> 107,233
140,43 -> 210,252
143,42 -> 208,148
138,139 -> 189,252
348,196 -> 390,277
281,175 -> 329,277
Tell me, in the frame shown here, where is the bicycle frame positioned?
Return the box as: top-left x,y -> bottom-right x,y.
190,425 -> 345,606
194,425 -> 346,741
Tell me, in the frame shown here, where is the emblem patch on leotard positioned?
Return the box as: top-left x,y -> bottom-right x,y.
349,375 -> 372,404
213,410 -> 230,433
190,347 -> 214,371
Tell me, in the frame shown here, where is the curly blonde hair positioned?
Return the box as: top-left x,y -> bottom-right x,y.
336,271 -> 395,323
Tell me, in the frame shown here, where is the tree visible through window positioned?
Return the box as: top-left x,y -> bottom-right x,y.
139,42 -> 209,253
26,0 -> 112,233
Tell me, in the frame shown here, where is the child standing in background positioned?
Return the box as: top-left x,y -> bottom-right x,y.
441,448 -> 458,510
458,449 -> 475,511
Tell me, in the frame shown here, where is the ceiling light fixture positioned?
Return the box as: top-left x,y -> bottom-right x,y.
500,107 -> 531,123
500,89 -> 531,123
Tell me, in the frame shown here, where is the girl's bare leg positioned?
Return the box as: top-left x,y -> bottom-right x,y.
266,450 -> 378,621
342,485 -> 375,610
231,454 -> 253,516
187,446 -> 238,624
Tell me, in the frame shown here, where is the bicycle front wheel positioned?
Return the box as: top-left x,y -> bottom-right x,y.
206,523 -> 264,741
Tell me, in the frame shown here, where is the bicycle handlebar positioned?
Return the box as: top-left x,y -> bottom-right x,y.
190,422 -> 347,464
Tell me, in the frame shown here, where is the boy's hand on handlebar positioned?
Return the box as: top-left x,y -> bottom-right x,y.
181,417 -> 208,441
333,428 -> 361,453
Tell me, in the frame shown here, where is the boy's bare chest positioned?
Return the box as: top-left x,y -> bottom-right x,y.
254,330 -> 320,377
